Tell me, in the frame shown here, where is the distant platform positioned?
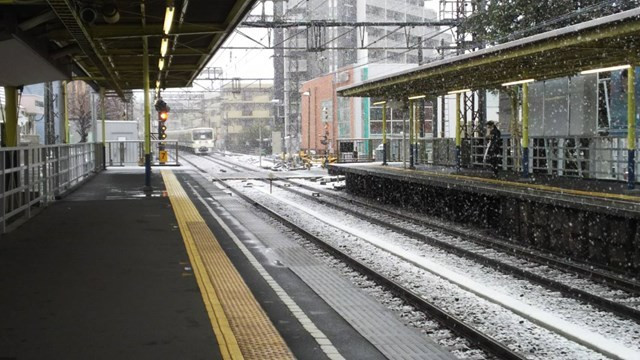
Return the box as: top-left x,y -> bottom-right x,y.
329,162 -> 640,216
328,162 -> 640,271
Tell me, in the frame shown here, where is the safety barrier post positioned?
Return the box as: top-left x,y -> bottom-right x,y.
628,66 -> 636,189
175,141 -> 180,165
522,82 -> 530,178
455,93 -> 461,170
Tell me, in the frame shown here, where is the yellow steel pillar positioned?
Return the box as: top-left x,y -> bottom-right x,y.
409,100 -> 415,169
62,81 -> 69,143
415,100 -> 420,164
628,67 -> 636,190
143,36 -> 152,190
3,86 -> 18,147
100,87 -> 106,170
455,93 -> 461,170
522,82 -> 529,178
382,102 -> 388,165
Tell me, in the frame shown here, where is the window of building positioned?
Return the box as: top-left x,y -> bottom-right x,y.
366,5 -> 383,16
388,51 -> 404,62
338,97 -> 351,138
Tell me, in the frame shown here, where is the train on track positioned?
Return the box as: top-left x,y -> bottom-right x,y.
166,127 -> 215,155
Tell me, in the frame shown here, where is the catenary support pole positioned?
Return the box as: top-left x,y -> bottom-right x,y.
628,67 -> 636,190
4,86 -> 18,147
143,36 -> 152,190
522,82 -> 530,178
455,93 -> 461,170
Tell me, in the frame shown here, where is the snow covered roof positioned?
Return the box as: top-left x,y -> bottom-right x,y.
338,7 -> 640,98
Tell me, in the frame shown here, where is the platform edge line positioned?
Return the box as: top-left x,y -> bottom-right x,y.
162,170 -> 243,360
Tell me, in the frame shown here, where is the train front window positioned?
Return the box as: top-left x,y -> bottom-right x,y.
193,130 -> 213,140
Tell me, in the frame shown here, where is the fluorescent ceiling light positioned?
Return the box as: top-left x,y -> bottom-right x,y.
502,79 -> 535,87
163,6 -> 175,35
408,95 -> 426,100
158,58 -> 164,71
372,100 -> 387,105
580,64 -> 631,75
160,38 -> 169,57
447,89 -> 471,94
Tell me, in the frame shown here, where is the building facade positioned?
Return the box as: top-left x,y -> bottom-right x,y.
215,81 -> 274,153
279,0 -> 449,153
301,63 -> 426,156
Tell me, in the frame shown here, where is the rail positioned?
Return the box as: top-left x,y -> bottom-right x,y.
337,135 -> 640,183
0,143 -> 102,233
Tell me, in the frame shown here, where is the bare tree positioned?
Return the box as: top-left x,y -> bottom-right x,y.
66,81 -> 92,142
66,82 -> 133,142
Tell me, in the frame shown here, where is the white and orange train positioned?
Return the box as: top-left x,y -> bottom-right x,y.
166,127 -> 215,155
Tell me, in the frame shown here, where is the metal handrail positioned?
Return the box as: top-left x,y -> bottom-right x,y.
0,143 -> 101,233
337,134 -> 640,183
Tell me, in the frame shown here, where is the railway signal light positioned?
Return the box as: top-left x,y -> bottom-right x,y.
159,111 -> 169,122
158,123 -> 167,140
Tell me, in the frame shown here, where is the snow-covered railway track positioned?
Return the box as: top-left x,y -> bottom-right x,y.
219,179 -> 525,360
270,179 -> 640,322
223,178 -> 639,360
235,183 -> 640,358
285,178 -> 640,295
182,154 -> 640,359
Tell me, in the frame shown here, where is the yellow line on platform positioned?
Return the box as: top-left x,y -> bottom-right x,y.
162,171 -> 294,360
382,166 -> 640,203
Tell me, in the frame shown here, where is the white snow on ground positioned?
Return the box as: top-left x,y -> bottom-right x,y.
186,154 -> 640,359
231,180 -> 640,360
291,177 -> 640,308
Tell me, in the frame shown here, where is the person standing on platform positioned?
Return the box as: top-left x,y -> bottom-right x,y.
484,121 -> 502,177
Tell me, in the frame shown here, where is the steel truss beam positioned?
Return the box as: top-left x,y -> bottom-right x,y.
46,0 -> 124,97
241,20 -> 456,28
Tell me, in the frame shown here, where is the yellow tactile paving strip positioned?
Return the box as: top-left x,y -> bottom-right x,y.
162,171 -> 294,360
382,166 -> 640,203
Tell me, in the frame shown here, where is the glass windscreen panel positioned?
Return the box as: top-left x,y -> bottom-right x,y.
193,130 -> 213,140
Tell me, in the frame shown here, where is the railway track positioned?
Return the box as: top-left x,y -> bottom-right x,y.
205,153 -> 640,298
185,153 -> 640,359
181,154 -> 517,359
266,178 -> 640,322
219,182 -> 524,359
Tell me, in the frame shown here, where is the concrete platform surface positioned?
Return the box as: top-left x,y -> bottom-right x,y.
0,169 -> 221,360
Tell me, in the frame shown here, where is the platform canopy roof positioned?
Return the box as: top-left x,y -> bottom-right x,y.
338,7 -> 640,99
0,0 -> 256,97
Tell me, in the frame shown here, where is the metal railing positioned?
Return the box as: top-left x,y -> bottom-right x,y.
337,137 -> 409,163
466,135 -> 640,182
338,135 -> 640,183
106,140 -> 179,166
1,143 -> 101,233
